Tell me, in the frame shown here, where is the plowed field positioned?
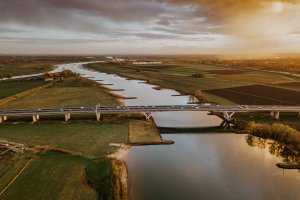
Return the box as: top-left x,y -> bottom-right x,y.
204,85 -> 300,105
206,70 -> 249,75
279,82 -> 300,87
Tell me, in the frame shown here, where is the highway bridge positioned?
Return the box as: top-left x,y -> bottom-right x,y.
1,105 -> 300,123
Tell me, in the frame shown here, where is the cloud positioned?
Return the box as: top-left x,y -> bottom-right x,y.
0,37 -> 120,44
156,20 -> 171,26
1,0 -> 300,40
161,45 -> 199,50
0,27 -> 33,33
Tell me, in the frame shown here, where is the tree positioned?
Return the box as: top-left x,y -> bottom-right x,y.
0,74 -> 3,79
195,90 -> 205,102
6,73 -> 12,78
135,68 -> 141,72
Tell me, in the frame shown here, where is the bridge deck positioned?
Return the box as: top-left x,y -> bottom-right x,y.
1,105 -> 300,117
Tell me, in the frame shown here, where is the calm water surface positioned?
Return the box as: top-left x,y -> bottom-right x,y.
125,134 -> 300,200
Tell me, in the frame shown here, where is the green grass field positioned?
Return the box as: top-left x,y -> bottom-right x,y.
0,78 -> 49,101
2,77 -> 119,110
0,62 -> 56,77
0,123 -> 129,159
0,151 -> 99,200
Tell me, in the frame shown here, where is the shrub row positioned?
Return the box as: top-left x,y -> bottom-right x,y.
247,122 -> 300,150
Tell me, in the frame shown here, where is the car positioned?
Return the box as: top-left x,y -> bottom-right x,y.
258,107 -> 262,109
196,107 -> 199,109
228,107 -> 231,109
272,107 -> 275,109
81,107 -> 84,109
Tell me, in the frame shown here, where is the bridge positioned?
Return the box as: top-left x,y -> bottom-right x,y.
1,105 -> 300,123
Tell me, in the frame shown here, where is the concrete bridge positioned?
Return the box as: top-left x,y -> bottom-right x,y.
1,105 -> 300,123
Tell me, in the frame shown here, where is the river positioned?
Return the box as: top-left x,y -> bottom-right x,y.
8,62 -> 300,199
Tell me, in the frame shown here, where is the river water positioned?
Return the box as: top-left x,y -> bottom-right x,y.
8,62 -> 300,199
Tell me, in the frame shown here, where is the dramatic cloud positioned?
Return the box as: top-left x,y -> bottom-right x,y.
1,0 -> 300,38
1,0 -> 300,53
0,37 -> 120,44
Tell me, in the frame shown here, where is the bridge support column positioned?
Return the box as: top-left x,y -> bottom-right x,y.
32,115 -> 37,123
270,111 -> 274,117
96,112 -> 100,121
0,117 -> 2,124
223,112 -> 235,121
143,113 -> 152,121
3,116 -> 7,121
275,112 -> 280,120
36,115 -> 39,120
65,114 -> 70,122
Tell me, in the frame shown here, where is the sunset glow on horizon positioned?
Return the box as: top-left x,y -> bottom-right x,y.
1,0 -> 300,54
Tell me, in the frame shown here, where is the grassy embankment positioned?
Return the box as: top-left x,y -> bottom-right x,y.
0,77 -> 167,199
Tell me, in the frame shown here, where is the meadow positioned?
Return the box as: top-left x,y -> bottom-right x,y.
0,78 -> 49,101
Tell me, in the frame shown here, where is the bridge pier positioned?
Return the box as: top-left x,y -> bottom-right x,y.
96,112 -> 100,121
3,116 -> 7,121
32,115 -> 37,122
143,113 -> 152,121
223,112 -> 235,121
275,111 -> 280,120
270,111 -> 274,117
65,114 -> 70,122
0,117 -> 2,124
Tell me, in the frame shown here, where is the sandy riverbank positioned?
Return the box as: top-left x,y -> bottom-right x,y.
108,144 -> 132,200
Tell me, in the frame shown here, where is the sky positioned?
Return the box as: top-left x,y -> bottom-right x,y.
1,0 -> 300,55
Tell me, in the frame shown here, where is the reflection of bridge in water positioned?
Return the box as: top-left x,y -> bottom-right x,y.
1,105 -> 300,123
159,120 -> 240,133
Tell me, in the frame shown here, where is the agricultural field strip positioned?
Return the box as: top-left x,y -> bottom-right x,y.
1,105 -> 300,117
223,89 -> 299,106
91,64 -> 284,90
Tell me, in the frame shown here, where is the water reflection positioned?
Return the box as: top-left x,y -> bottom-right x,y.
245,134 -> 300,165
126,134 -> 300,200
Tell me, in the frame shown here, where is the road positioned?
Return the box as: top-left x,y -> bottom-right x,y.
1,105 -> 300,117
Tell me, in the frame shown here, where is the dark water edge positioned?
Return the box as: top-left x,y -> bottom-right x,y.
125,134 -> 300,200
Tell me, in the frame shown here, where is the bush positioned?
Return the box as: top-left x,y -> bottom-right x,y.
85,161 -> 117,200
135,68 -> 141,72
0,74 -> 3,79
192,72 -> 205,78
6,73 -> 12,78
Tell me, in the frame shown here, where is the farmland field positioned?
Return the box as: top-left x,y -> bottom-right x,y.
204,84 -> 300,105
205,70 -> 249,75
279,82 -> 300,87
85,62 -> 299,105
